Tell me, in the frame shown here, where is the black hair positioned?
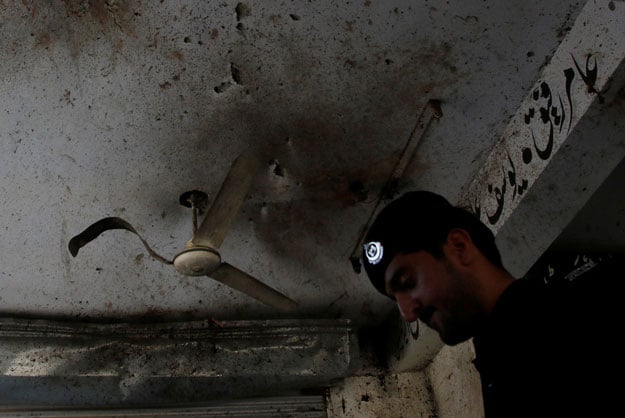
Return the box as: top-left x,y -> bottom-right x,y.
443,206 -> 504,269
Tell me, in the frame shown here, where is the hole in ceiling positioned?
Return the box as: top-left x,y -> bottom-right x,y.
231,63 -> 242,84
235,3 -> 251,21
269,159 -> 284,177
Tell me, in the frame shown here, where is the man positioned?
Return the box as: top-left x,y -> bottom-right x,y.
362,190 -> 620,417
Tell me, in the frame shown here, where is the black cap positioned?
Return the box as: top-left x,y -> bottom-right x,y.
362,191 -> 458,296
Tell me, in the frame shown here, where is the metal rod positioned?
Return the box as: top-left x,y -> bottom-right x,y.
349,99 -> 442,273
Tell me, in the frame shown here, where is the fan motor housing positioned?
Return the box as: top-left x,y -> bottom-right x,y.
173,247 -> 221,276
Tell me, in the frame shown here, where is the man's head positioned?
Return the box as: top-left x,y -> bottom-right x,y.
362,191 -> 507,344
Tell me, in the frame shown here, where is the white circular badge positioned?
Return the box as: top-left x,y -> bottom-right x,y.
364,241 -> 384,265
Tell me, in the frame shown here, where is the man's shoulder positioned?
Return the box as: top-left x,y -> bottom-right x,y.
514,253 -> 623,338
522,252 -> 623,297
475,253 -> 622,418
485,253 -> 622,337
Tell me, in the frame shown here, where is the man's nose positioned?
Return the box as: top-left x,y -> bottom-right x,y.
396,294 -> 419,322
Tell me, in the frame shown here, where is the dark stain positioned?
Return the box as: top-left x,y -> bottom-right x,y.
377,375 -> 386,390
22,0 -> 38,17
63,89 -> 75,107
361,394 -> 370,402
249,111 -> 408,208
24,1 -> 139,64
214,82 -> 231,94
61,0 -> 137,34
186,36 -> 447,286
373,41 -> 463,116
172,50 -> 185,61
34,32 -> 52,49
112,38 -> 124,55
210,28 -> 219,39
138,307 -> 216,323
89,0 -> 110,25
416,41 -> 454,72
269,14 -> 281,24
555,8 -> 576,40
159,81 -> 172,89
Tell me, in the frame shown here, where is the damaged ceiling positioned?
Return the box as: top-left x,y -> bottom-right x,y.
1,0 -> 622,334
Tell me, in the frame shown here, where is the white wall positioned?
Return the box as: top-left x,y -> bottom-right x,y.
328,340 -> 483,417
427,341 -> 484,418
327,372 -> 435,418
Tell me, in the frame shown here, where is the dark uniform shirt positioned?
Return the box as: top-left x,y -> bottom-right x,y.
472,256 -> 622,417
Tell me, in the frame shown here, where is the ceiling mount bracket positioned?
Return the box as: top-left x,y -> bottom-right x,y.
179,190 -> 209,211
180,190 -> 209,233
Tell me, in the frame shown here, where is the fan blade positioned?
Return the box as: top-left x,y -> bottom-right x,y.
193,153 -> 260,248
210,263 -> 297,311
68,217 -> 173,265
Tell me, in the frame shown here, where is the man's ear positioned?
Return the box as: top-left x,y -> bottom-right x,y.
445,228 -> 476,266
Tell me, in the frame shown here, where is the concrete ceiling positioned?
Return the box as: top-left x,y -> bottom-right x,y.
1,0 -> 617,330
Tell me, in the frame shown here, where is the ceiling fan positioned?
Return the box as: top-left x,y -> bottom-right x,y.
68,153 -> 297,312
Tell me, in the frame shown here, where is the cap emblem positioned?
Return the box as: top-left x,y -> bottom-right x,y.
364,241 -> 384,265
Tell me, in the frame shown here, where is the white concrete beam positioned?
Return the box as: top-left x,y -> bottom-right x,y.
460,0 -> 625,276
388,0 -> 625,371
0,318 -> 355,406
